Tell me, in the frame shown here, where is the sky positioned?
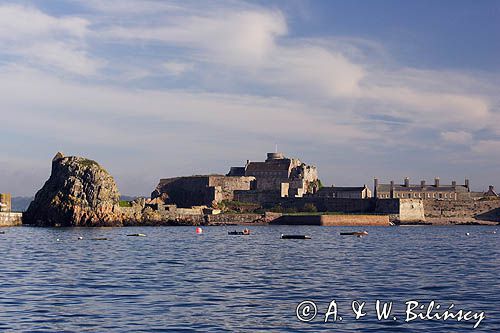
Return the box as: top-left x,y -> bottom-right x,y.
0,0 -> 499,197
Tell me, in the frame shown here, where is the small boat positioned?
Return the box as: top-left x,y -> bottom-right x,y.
127,233 -> 146,237
281,234 -> 311,239
92,237 -> 108,240
340,231 -> 368,237
228,228 -> 250,235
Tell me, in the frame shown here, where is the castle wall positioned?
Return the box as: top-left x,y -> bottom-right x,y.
423,199 -> 500,221
398,199 -> 426,222
0,212 -> 22,226
234,190 -> 280,204
208,176 -> 255,202
0,193 -> 12,212
154,175 -> 255,207
205,213 -> 265,225
271,214 -> 390,226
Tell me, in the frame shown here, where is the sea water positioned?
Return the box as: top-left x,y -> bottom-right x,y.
0,225 -> 497,332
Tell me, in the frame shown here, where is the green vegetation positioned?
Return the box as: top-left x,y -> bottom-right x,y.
119,200 -> 132,207
218,200 -> 260,213
77,158 -> 100,168
303,203 -> 318,213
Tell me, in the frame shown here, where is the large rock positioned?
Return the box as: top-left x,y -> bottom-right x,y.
24,153 -> 122,226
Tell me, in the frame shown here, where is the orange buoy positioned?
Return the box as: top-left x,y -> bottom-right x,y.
196,227 -> 203,234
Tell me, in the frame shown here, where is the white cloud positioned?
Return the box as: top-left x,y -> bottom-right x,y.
1,1 -> 499,195
441,131 -> 473,144
162,61 -> 194,76
96,3 -> 493,132
0,4 -> 100,75
102,9 -> 287,67
472,140 -> 500,155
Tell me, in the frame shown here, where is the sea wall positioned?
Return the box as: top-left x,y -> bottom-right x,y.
0,212 -> 22,226
271,214 -> 390,226
424,199 -> 500,221
278,197 -> 425,222
205,213 -> 265,225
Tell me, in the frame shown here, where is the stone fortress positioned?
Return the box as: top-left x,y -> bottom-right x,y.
0,193 -> 22,226
152,152 -> 320,207
149,151 -> 499,224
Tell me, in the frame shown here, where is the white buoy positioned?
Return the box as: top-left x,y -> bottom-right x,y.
78,237 -> 83,240
56,238 -> 60,241
465,232 -> 470,236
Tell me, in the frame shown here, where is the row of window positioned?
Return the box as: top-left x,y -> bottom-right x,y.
378,192 -> 457,199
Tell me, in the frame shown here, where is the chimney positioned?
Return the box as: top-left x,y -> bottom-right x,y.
489,185 -> 494,191
434,177 -> 440,187
404,177 -> 410,187
421,180 -> 426,188
452,181 -> 457,188
374,178 -> 378,198
465,178 -> 470,189
390,180 -> 395,198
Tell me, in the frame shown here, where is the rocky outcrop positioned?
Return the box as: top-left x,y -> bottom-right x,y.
24,153 -> 122,226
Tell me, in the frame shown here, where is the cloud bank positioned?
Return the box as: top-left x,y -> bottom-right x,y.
0,1 -> 498,196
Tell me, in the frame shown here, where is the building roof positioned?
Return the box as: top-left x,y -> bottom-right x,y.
376,184 -> 469,192
227,167 -> 245,176
245,159 -> 291,173
317,186 -> 367,193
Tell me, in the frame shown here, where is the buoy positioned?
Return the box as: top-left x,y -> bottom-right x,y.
77,237 -> 83,240
196,227 -> 203,234
56,238 -> 60,241
466,232 -> 470,236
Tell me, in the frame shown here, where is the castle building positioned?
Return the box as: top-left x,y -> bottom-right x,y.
0,193 -> 11,212
152,152 -> 318,207
232,152 -> 319,200
483,185 -> 498,198
373,177 -> 470,200
315,185 -> 372,199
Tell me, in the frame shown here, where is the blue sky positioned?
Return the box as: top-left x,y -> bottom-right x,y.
0,0 -> 499,196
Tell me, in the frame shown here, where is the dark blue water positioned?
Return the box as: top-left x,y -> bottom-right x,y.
0,225 -> 497,332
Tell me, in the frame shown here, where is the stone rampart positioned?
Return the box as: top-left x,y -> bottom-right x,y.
205,213 -> 265,225
424,199 -> 500,221
272,214 -> 390,226
0,212 -> 22,226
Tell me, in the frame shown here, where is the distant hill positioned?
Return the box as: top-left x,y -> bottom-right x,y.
12,197 -> 34,212
12,195 -> 141,212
